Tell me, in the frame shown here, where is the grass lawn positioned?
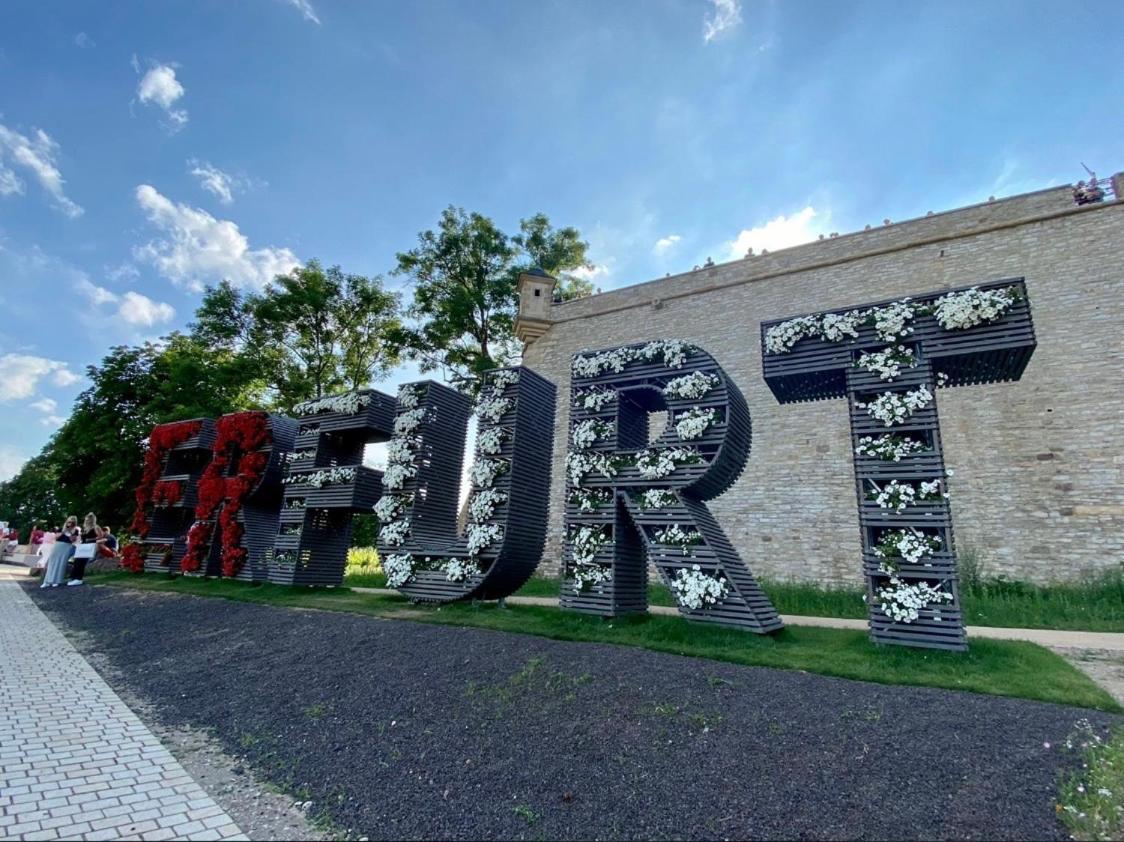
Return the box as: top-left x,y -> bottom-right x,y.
345,570 -> 1124,633
84,571 -> 1120,713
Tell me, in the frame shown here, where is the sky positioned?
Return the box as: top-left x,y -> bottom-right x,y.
0,0 -> 1121,480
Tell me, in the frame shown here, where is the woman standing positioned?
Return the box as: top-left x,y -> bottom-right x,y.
41,518 -> 78,588
68,512 -> 103,586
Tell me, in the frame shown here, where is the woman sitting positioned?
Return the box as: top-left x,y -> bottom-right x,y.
41,518 -> 79,588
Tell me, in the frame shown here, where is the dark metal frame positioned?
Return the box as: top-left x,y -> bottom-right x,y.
560,342 -> 783,633
378,366 -> 557,603
760,277 -> 1036,650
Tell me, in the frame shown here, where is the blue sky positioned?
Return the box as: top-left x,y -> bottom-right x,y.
1,0 -> 1121,479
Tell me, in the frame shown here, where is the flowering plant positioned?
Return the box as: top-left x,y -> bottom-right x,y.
374,494 -> 407,522
764,315 -> 821,354
383,462 -> 417,490
485,369 -> 519,395
854,434 -> 927,461
394,408 -> 428,436
571,419 -> 613,449
867,479 -> 944,512
151,480 -> 184,508
858,386 -> 933,426
293,391 -> 371,417
670,565 -> 728,610
443,557 -> 481,582
571,563 -> 612,592
873,528 -> 942,564
476,396 -> 512,423
634,447 -> 700,480
662,371 -> 719,401
468,488 -> 507,522
568,524 -> 609,566
674,408 -> 718,441
283,466 -> 357,488
121,542 -> 145,574
933,286 -> 1017,330
129,419 -> 203,537
470,458 -> 507,489
654,523 -> 703,555
386,436 -> 419,465
282,448 -> 317,464
637,489 -> 677,509
855,345 -> 916,381
574,387 -> 616,412
566,450 -> 623,486
466,522 -> 503,556
378,518 -> 410,547
476,426 -> 506,456
572,341 -> 695,377
384,553 -> 416,588
871,300 -> 916,342
569,487 -> 611,512
397,385 -> 422,410
875,574 -> 952,623
820,310 -> 864,342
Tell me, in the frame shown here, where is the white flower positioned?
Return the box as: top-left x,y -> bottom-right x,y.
867,479 -> 943,512
394,408 -> 428,436
933,286 -> 1017,331
384,553 -> 415,588
386,436 -> 419,465
572,341 -> 694,376
674,408 -> 718,441
468,488 -> 507,522
873,528 -> 942,564
374,494 -> 408,521
663,371 -> 719,401
442,557 -> 481,582
858,386 -> 933,426
634,447 -> 699,480
856,345 -> 916,381
871,300 -> 916,341
876,574 -> 952,623
574,387 -> 616,412
476,396 -> 512,423
571,419 -> 613,449
476,426 -> 506,456
764,315 -> 821,354
383,462 -> 417,490
854,434 -> 926,462
570,488 -> 611,513
638,489 -> 677,509
636,340 -> 691,368
654,524 -> 702,555
397,384 -> 422,410
820,310 -> 864,342
466,523 -> 503,556
571,563 -> 612,592
379,519 -> 410,547
470,458 -> 507,489
568,524 -> 609,566
670,565 -> 728,610
282,466 -> 358,488
566,450 -> 619,486
293,391 -> 371,417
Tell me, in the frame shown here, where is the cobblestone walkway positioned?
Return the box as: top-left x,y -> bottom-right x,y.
0,581 -> 245,841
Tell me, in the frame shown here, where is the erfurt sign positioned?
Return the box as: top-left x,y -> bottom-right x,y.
126,278 -> 1035,652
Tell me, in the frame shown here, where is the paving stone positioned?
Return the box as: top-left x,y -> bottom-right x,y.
0,581 -> 243,841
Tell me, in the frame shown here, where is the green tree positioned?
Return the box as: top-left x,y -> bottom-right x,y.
0,453 -> 68,535
394,207 -> 590,379
252,261 -> 402,406
513,212 -> 597,302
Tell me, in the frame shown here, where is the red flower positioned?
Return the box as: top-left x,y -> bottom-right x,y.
121,543 -> 145,574
128,420 -> 203,540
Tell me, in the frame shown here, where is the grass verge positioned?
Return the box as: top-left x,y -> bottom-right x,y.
346,570 -> 1124,632
84,571 -> 1119,712
1056,719 -> 1124,839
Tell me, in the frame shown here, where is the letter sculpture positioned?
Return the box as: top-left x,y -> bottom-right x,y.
375,366 -> 557,601
271,390 -> 395,585
760,278 -> 1036,650
562,340 -> 782,633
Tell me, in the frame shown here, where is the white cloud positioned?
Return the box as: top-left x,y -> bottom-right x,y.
0,445 -> 27,482
41,415 -> 66,427
117,291 -> 175,326
285,0 -> 321,25
0,124 -> 83,218
106,262 -> 140,283
653,234 -> 682,256
29,398 -> 56,414
703,0 -> 742,43
0,354 -> 77,400
133,184 -> 300,291
188,160 -> 235,204
74,277 -> 175,327
76,278 -> 118,307
136,64 -> 188,131
725,206 -> 829,260
74,32 -> 96,48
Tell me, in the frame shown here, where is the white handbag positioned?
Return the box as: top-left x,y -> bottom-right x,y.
73,542 -> 97,560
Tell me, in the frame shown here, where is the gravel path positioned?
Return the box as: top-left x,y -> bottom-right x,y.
27,585 -> 1113,841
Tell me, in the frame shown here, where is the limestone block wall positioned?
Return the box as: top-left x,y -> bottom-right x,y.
520,187 -> 1124,586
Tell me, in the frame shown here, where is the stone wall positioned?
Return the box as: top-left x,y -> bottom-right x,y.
520,186 -> 1124,586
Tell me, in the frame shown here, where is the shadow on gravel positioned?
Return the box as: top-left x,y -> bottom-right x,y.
29,584 -> 1114,841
